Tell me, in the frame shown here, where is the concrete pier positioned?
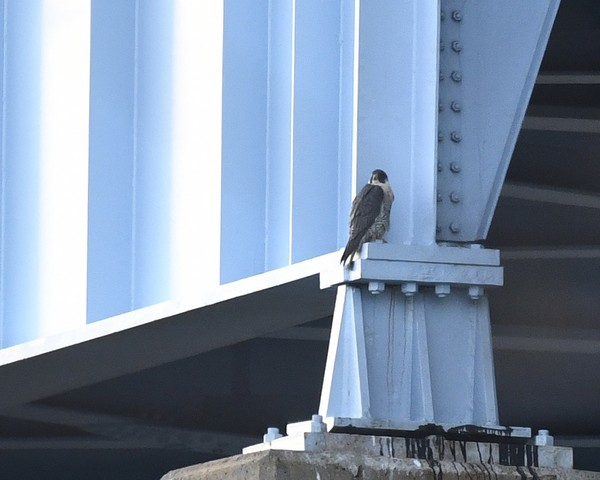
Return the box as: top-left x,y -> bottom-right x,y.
162,448 -> 600,480
161,432 -> 600,480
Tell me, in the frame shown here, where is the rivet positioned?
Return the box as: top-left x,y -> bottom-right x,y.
439,71 -> 445,81
450,131 -> 462,143
438,132 -> 444,142
437,162 -> 443,172
451,41 -> 462,53
449,222 -> 461,234
449,191 -> 461,203
440,10 -> 446,21
439,102 -> 444,112
436,225 -> 442,234
440,41 -> 445,52
450,101 -> 462,112
450,162 -> 461,173
437,193 -> 443,203
451,70 -> 462,82
451,10 -> 463,22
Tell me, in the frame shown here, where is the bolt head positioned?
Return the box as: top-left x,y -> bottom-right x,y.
450,162 -> 461,173
450,132 -> 462,143
449,222 -> 461,234
449,191 -> 461,203
450,101 -> 462,112
451,70 -> 462,82
368,281 -> 385,295
468,286 -> 484,300
451,41 -> 462,53
451,10 -> 463,22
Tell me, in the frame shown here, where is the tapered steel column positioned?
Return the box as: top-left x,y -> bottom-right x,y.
318,0 -> 559,434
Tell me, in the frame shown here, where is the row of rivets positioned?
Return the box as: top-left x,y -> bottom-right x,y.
438,5 -> 464,237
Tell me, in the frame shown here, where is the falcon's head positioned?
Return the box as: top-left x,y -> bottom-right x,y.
369,169 -> 389,185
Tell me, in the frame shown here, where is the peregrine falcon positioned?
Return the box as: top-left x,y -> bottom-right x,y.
341,169 -> 394,266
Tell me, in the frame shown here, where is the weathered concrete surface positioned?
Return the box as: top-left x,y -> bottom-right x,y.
161,449 -> 600,480
243,431 -> 572,469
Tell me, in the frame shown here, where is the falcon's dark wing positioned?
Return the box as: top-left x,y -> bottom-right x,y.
341,184 -> 384,265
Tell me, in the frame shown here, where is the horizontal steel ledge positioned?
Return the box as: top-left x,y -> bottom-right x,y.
321,245 -> 503,289
361,243 -> 500,265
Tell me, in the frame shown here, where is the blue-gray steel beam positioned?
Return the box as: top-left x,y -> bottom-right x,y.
220,0 -> 356,283
436,0 -> 561,242
0,1 -> 43,347
88,0 -> 173,322
356,0 -> 438,246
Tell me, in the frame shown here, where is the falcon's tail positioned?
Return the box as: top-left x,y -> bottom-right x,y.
340,237 -> 361,266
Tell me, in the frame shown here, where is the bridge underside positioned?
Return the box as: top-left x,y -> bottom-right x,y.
0,1 -> 599,479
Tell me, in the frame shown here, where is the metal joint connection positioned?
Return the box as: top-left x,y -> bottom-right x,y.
435,284 -> 451,298
450,162 -> 461,173
401,282 -> 418,297
451,10 -> 463,22
451,70 -> 462,82
449,191 -> 461,203
263,427 -> 283,443
450,131 -> 462,143
468,285 -> 484,300
368,281 -> 386,295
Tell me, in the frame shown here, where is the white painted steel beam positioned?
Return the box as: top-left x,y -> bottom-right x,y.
220,0 -> 356,282
38,0 -> 91,337
87,0 -> 175,322
355,0 -> 438,246
170,1 -> 223,300
0,253 -> 337,410
1,1 -> 91,346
